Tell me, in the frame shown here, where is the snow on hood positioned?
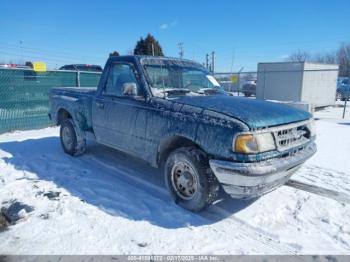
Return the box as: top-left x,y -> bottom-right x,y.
173,95 -> 312,129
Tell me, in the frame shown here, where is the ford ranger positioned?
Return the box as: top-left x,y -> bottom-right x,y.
49,55 -> 316,211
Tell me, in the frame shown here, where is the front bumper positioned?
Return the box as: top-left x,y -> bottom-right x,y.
209,142 -> 317,199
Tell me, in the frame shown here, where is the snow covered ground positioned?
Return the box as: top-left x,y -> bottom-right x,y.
0,105 -> 350,254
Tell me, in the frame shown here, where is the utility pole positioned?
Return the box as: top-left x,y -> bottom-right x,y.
211,51 -> 215,74
205,53 -> 209,70
178,42 -> 184,58
237,67 -> 244,96
230,49 -> 235,73
151,43 -> 155,56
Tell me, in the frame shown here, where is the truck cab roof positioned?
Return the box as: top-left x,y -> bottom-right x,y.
107,55 -> 205,69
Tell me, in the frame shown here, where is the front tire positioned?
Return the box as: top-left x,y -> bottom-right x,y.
164,147 -> 219,212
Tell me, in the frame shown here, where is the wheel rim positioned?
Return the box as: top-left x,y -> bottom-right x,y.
171,161 -> 199,200
62,126 -> 73,150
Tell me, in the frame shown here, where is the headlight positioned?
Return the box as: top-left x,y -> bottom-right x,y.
233,132 -> 276,154
307,120 -> 316,138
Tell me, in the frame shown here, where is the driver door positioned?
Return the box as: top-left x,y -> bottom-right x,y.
92,62 -> 148,155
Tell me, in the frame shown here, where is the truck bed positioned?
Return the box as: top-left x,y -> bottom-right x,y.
51,86 -> 97,97
49,87 -> 97,131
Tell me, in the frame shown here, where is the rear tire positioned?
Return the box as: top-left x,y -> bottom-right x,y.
60,119 -> 86,156
164,147 -> 219,212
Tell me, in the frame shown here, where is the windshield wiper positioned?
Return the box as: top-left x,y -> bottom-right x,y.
196,88 -> 222,95
163,88 -> 191,96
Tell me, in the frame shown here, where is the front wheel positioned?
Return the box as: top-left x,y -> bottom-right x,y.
164,147 -> 219,212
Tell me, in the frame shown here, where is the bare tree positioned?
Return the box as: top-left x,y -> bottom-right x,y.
337,43 -> 350,77
287,50 -> 311,62
285,42 -> 350,77
313,51 -> 337,64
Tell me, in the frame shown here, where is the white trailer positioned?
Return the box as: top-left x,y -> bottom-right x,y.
256,62 -> 339,108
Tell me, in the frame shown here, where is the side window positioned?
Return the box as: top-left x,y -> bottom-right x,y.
105,64 -> 139,96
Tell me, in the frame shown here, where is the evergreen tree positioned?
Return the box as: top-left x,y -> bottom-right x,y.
133,33 -> 164,56
109,51 -> 120,57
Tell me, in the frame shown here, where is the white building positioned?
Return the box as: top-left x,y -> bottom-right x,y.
256,62 -> 339,108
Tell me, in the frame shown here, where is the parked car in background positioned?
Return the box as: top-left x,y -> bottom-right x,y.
59,64 -> 103,72
0,63 -> 31,69
49,55 -> 316,212
337,78 -> 350,101
241,79 -> 256,97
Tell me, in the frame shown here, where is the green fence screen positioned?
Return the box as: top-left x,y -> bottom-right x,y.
0,68 -> 101,134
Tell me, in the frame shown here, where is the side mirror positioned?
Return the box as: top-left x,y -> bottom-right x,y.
122,82 -> 138,96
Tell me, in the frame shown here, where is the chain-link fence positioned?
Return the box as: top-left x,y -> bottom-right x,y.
215,72 -> 257,97
0,68 -> 101,133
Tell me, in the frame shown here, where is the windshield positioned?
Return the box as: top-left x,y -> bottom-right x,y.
144,64 -> 222,97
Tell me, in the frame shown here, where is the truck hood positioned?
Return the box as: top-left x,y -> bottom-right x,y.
173,95 -> 311,129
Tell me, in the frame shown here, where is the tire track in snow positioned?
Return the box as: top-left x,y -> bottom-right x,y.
82,154 -> 168,197
8,141 -> 342,254
204,206 -> 300,254
295,164 -> 350,195
82,152 -> 300,254
286,179 -> 350,205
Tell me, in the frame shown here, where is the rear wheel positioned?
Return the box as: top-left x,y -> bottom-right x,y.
60,119 -> 86,156
164,147 -> 219,212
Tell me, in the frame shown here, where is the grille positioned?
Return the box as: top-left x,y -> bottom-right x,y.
273,122 -> 310,151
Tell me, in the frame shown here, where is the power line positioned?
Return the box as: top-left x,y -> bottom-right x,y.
0,41 -> 105,61
0,44 -> 108,69
0,47 -> 82,62
180,36 -> 349,64
184,35 -> 349,55
0,50 -> 94,64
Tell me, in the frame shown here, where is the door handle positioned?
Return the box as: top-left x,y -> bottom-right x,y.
96,101 -> 105,109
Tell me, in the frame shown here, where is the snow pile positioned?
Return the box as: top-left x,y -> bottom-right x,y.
0,106 -> 350,254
